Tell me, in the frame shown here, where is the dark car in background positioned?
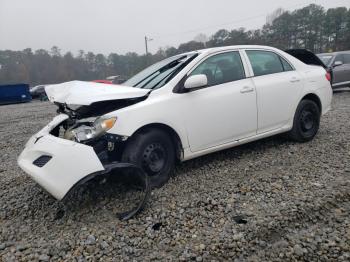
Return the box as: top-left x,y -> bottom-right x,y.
29,85 -> 47,99
317,51 -> 350,89
92,75 -> 127,85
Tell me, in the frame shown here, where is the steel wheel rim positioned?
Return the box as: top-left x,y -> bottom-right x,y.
300,109 -> 316,133
142,143 -> 166,174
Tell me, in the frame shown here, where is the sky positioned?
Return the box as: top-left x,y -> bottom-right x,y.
0,0 -> 349,55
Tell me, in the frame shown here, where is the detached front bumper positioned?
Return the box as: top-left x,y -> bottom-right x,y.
17,114 -> 105,200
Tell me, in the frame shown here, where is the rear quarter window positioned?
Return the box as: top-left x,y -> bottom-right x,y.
280,57 -> 293,71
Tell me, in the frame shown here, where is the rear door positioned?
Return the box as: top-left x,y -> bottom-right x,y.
243,49 -> 303,134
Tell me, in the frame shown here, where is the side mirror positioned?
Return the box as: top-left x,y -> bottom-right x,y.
184,74 -> 208,90
333,61 -> 343,67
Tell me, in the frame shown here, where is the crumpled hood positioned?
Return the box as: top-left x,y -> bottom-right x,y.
45,80 -> 149,105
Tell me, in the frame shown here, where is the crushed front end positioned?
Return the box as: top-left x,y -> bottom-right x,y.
18,106 -> 149,220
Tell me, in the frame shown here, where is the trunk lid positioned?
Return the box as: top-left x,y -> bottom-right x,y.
285,49 -> 327,69
45,80 -> 149,105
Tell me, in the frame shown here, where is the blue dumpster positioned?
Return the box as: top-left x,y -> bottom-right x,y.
0,84 -> 32,105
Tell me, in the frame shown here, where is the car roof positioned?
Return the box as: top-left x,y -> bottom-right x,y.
197,45 -> 279,54
318,50 -> 350,56
178,45 -> 282,58
333,50 -> 350,55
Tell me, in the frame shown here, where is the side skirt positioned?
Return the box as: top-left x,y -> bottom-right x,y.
182,125 -> 292,161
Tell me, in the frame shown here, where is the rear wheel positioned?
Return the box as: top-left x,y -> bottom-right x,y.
121,129 -> 175,188
288,99 -> 320,142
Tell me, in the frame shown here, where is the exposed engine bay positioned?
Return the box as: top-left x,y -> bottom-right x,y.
51,96 -> 148,161
41,79 -> 152,174
55,96 -> 147,120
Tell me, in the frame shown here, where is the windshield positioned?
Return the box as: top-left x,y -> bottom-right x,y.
317,54 -> 334,66
122,53 -> 198,89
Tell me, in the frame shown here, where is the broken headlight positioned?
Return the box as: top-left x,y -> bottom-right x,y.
67,117 -> 116,142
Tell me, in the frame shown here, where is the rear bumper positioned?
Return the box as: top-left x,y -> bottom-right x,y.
17,115 -> 105,200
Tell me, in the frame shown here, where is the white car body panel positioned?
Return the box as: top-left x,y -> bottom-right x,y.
107,46 -> 332,159
300,66 -> 333,115
180,78 -> 257,152
183,124 -> 291,161
18,45 -> 332,199
250,70 -> 304,133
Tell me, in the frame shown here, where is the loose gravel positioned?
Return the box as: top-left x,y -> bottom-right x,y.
1,91 -> 350,261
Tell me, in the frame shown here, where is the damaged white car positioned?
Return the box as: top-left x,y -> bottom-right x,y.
18,45 -> 332,217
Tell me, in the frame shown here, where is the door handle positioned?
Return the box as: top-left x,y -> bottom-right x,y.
290,77 -> 300,83
240,86 -> 254,94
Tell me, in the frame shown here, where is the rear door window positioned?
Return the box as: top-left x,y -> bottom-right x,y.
246,50 -> 292,76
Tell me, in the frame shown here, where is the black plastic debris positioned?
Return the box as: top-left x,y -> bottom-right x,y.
54,209 -> 65,220
152,222 -> 163,230
233,215 -> 248,224
63,162 -> 151,221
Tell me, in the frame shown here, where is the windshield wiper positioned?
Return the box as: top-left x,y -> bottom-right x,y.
134,56 -> 187,88
150,53 -> 199,90
139,60 -> 182,89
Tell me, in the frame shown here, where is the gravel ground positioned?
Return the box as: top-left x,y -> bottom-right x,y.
1,91 -> 349,261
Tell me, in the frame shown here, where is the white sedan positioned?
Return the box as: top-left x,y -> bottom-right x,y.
18,45 -> 332,201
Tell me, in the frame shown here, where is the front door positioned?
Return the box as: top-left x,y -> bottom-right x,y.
182,51 -> 257,152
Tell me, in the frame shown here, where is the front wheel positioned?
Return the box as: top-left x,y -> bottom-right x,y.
288,99 -> 320,142
121,129 -> 175,188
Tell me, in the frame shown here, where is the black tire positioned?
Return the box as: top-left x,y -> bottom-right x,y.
288,99 -> 320,142
121,129 -> 175,188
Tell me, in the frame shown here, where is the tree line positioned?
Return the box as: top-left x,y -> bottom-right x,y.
0,4 -> 349,86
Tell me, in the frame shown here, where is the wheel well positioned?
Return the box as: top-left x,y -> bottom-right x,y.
131,123 -> 183,162
302,93 -> 322,112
